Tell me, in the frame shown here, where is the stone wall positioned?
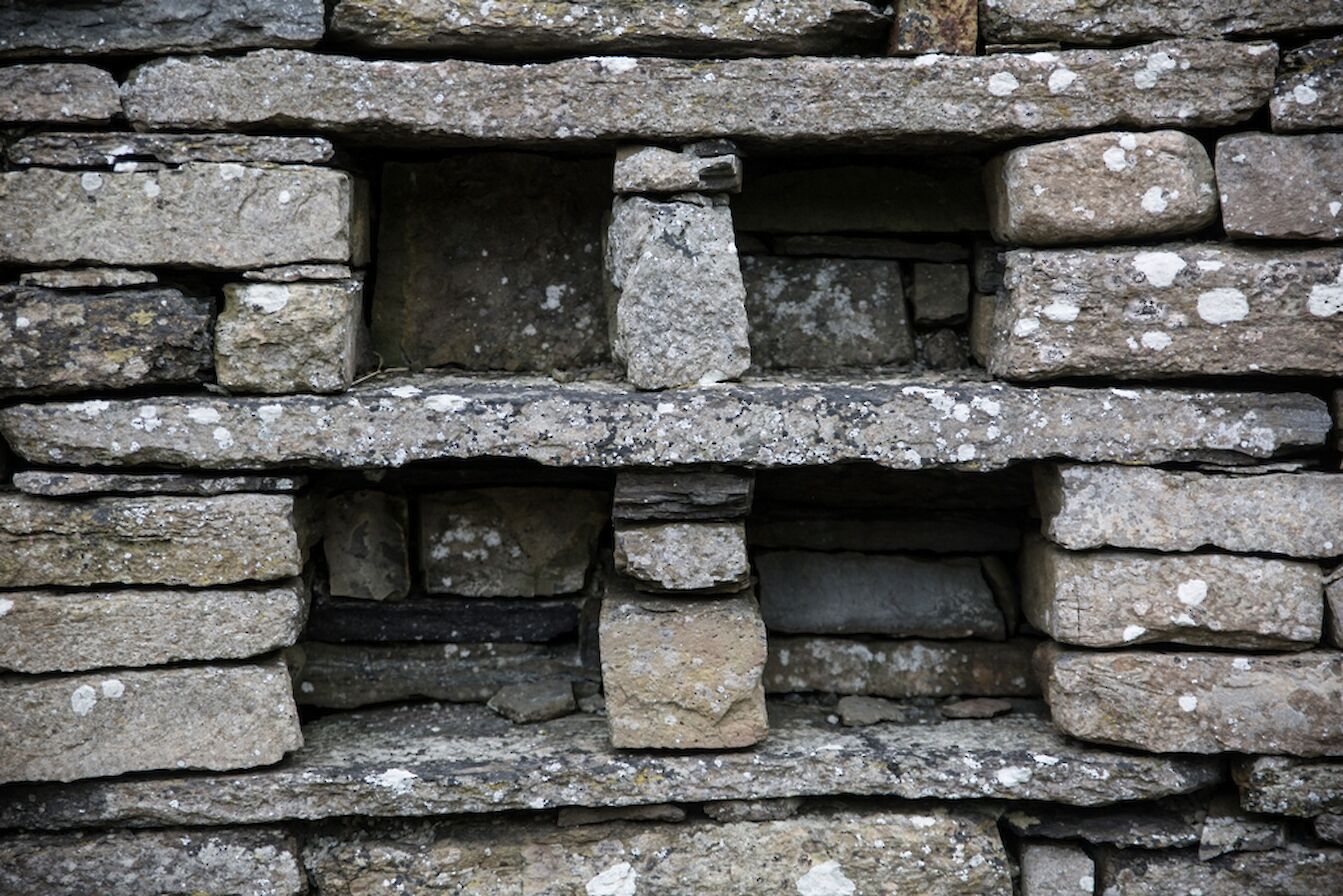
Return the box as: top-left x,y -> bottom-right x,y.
1,2 -> 1342,894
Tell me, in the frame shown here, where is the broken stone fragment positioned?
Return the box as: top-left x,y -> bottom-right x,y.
556,804 -> 686,827
5,131 -> 337,167
487,679 -> 576,724
613,522 -> 750,592
612,470 -> 754,521
911,262 -> 971,326
1234,755 -> 1343,817
1096,844 -> 1343,894
836,695 -> 919,726
980,0 -> 1342,44
0,64 -> 120,124
890,0 -> 977,55
303,593 -> 582,643
1270,36 -> 1343,132
1020,841 -> 1095,896
242,263 -> 353,282
1218,133 -> 1343,240
613,145 -> 742,194
1198,793 -> 1287,861
702,798 -> 802,823
1004,798 -> 1205,849
323,490 -> 410,601
11,470 -> 305,497
16,268 -> 157,289
920,328 -> 970,369
941,697 -> 1015,720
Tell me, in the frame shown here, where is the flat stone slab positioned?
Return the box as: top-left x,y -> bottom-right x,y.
0,64 -> 120,124
0,374 -> 1327,471
612,470 -> 753,521
1235,756 -> 1343,817
764,637 -> 1039,697
120,41 -> 1276,148
16,267 -> 158,289
613,522 -> 750,592
1270,37 -> 1343,132
1003,798 -> 1204,849
5,132 -> 337,167
1097,844 -> 1343,895
0,701 -> 1224,830
12,470 -> 306,497
1218,134 -> 1343,241
980,1 -> 1343,44
303,594 -> 582,643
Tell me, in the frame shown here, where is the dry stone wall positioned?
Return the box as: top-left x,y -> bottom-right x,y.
1,2 -> 1342,894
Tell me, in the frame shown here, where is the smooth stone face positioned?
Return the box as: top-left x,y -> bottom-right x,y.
911,263 -> 971,326
17,267 -> 157,289
0,656 -> 302,784
986,131 -> 1217,245
0,164 -> 368,269
1270,37 -> 1343,132
989,244 -> 1343,379
0,493 -> 307,588
0,827 -> 304,896
0,64 -> 120,124
980,0 -> 1343,43
612,470 -> 753,521
613,145 -> 742,194
836,695 -> 920,726
11,471 -> 305,497
1020,537 -> 1323,649
891,0 -> 977,55
1234,756 -> 1343,817
1218,134 -> 1343,241
1037,464 -> 1343,558
1096,845 -> 1343,895
0,580 -> 308,673
757,552 -> 1004,638
607,195 -> 751,389
487,679 -> 576,724
303,594 -> 582,643
614,522 -> 750,592
1004,799 -> 1204,849
740,255 -> 915,368
0,286 -> 213,396
1328,574 -> 1343,647
5,132 -> 336,167
323,490 -> 410,601
1020,842 -> 1095,896
1037,645 -> 1343,756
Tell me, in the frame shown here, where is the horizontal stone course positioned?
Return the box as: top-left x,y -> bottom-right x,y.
5,132 -> 337,167
1218,133 -> 1343,240
980,1 -> 1343,44
0,64 -> 120,124
764,637 -> 1039,697
11,471 -> 305,497
1270,36 -> 1343,132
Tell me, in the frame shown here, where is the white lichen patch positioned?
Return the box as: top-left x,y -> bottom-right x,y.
1140,331 -> 1171,351
1132,251 -> 1186,287
1307,270 -> 1343,317
1196,288 -> 1249,324
240,284 -> 291,314
1140,186 -> 1169,214
365,767 -> 419,795
187,407 -> 222,425
1047,68 -> 1077,93
100,679 -> 125,698
1178,579 -> 1208,606
1121,624 -> 1147,642
987,72 -> 1019,97
796,860 -> 856,896
70,684 -> 98,716
586,861 -> 638,896
1177,695 -> 1199,712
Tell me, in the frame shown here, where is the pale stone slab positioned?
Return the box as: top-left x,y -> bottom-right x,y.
1097,845 -> 1343,895
1270,37 -> 1343,132
612,470 -> 753,521
0,64 -> 119,124
6,132 -> 336,167
0,656 -> 302,784
764,637 -> 1039,697
17,268 -> 157,289
613,145 -> 742,194
1234,756 -> 1343,817
980,1 -> 1343,44
1020,842 -> 1095,896
613,522 -> 750,592
323,490 -> 410,601
911,263 -> 970,326
1218,133 -> 1343,240
11,471 -> 305,497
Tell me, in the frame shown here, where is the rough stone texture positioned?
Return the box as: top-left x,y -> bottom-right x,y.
244,263 -> 353,282
740,255 -> 915,368
1038,464 -> 1343,558
1004,799 -> 1204,849
837,695 -> 920,726
1096,845 -> 1343,895
600,591 -> 768,749
12,471 -> 304,497
1329,573 -> 1343,647
1021,537 -> 1323,649
613,522 -> 750,592
1020,842 -> 1095,896
1038,645 -> 1343,756
980,1 -> 1343,44
607,195 -> 751,389
922,328 -> 971,369
942,697 -> 1016,719
0,827 -> 304,896
120,42 -> 1278,148
323,490 -> 410,602
0,580 -> 308,673
419,488 -> 605,597
764,636 -> 1039,697
702,798 -> 801,823
757,552 -> 1004,638
305,594 -> 581,643
911,263 -> 970,326
0,375 -> 1327,470
989,244 -> 1343,379
0,164 -> 367,269
487,680 -> 576,724
216,279 -> 365,394
1271,37 -> 1343,132
987,131 -> 1217,245
17,268 -> 157,289
372,156 -> 608,371
0,64 -> 120,124
0,656 -> 302,784
891,0 -> 976,55
1199,794 -> 1287,861
0,0 -> 323,57
6,132 -> 336,167
750,511 -> 1021,554
0,286 -> 213,396
1218,134 -> 1343,241
613,145 -> 742,194
612,470 -> 753,521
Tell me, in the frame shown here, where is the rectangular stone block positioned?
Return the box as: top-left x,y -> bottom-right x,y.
304,593 -> 582,643
1235,756 -> 1343,817
6,131 -> 337,167
613,522 -> 750,592
891,0 -> 977,55
1003,800 -> 1204,850
0,64 -> 120,124
1270,37 -> 1343,132
1097,845 -> 1343,895
0,286 -> 213,396
0,163 -> 368,269
1021,537 -> 1323,649
0,656 -> 302,783
989,244 -> 1343,379
1021,842 -> 1095,896
1218,133 -> 1343,240
980,0 -> 1343,44
612,470 -> 753,521
1037,645 -> 1343,756
323,490 -> 410,601
911,262 -> 970,325
0,493 -> 307,588
1037,464 -> 1343,558
613,144 -> 742,194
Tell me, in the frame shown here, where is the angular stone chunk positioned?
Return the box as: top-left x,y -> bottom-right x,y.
6,132 -> 337,167
600,591 -> 768,749
486,679 -> 576,724
1270,37 -> 1343,132
740,256 -> 915,369
1097,845 -> 1343,895
614,522 -> 750,592
12,471 -> 305,497
322,491 -> 410,601
0,164 -> 367,269
0,827 -> 304,896
0,656 -> 302,784
981,1 -> 1343,44
757,552 -> 1004,638
1037,645 -> 1343,756
304,594 -> 582,643
0,286 -> 213,396
1218,134 -> 1343,240
613,145 -> 742,194
702,798 -> 801,822
1003,799 -> 1205,849
18,268 -> 157,289
372,156 -> 608,371
1021,842 -> 1095,896
120,42 -> 1277,147
0,64 -> 119,124
612,470 -> 753,521
607,195 -> 750,389
0,493 -> 306,588
1021,537 -> 1323,649
891,0 -> 977,55
419,488 -> 606,597
987,131 -> 1217,245
1037,464 -> 1343,558
1235,756 -> 1343,817
0,580 -> 308,673
1199,793 -> 1287,861
989,244 -> 1343,379
764,637 -> 1039,697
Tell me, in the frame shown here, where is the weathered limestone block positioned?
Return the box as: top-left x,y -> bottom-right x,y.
607,195 -> 751,389
757,552 -> 1004,638
1021,537 -> 1323,649
17,268 -> 157,289
1037,464 -> 1343,558
986,131 -> 1216,245
1199,793 -> 1287,860
764,637 -> 1039,697
980,1 -> 1343,44
0,493 -> 307,588
613,145 -> 742,194
120,42 -> 1277,147
1218,133 -> 1343,240
0,0 -> 323,57
891,0 -> 977,55
419,488 -> 606,597
911,262 -> 970,326
372,156 -> 609,371
322,490 -> 410,601
0,827 -> 304,896
1021,842 -> 1095,896
1235,756 -> 1343,816
12,471 -> 304,497
0,64 -> 119,124
0,656 -> 302,784
0,580 -> 308,673
1004,799 -> 1205,849
613,522 -> 750,592
6,132 -> 337,167
740,255 -> 915,368
612,470 -> 753,521
1037,645 -> 1343,756
600,591 -> 768,749
0,164 -> 368,269
1271,37 -> 1343,132
305,594 -> 582,643
989,244 -> 1343,379
1096,845 -> 1343,895
0,286 -> 213,396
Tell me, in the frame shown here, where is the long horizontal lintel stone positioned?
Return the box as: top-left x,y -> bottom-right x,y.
121,41 -> 1276,148
981,1 -> 1343,45
0,374 -> 1328,471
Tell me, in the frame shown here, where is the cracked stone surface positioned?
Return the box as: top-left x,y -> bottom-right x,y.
5,131 -> 337,167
